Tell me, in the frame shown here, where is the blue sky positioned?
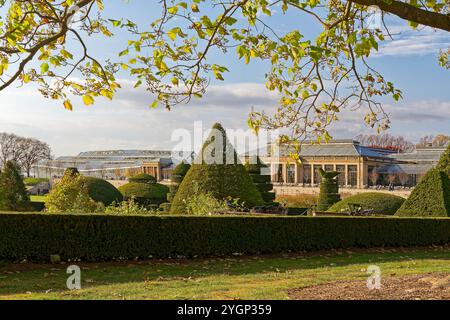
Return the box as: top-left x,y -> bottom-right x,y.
0,0 -> 449,156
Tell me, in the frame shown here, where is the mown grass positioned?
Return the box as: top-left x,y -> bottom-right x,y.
30,195 -> 46,203
0,246 -> 449,300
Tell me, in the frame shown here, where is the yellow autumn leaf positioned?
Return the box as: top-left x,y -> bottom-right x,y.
63,100 -> 73,111
82,95 -> 95,106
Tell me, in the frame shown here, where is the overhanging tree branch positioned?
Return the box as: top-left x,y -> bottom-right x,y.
349,0 -> 450,32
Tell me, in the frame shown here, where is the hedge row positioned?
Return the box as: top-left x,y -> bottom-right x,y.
0,213 -> 449,262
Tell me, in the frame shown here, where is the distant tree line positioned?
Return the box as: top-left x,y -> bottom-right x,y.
416,135 -> 450,148
0,133 -> 52,177
355,134 -> 450,153
355,134 -> 415,153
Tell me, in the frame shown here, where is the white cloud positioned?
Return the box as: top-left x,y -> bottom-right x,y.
375,26 -> 450,57
1,82 -> 449,156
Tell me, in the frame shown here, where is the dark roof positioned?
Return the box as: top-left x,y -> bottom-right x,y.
378,163 -> 435,175
272,140 -> 387,158
388,147 -> 446,163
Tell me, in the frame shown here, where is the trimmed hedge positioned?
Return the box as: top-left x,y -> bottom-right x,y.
327,192 -> 405,215
0,213 -> 449,262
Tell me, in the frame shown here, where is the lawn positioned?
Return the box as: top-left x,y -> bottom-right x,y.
30,195 -> 46,203
0,246 -> 449,300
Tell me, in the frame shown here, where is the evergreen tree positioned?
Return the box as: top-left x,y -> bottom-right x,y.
0,161 -> 30,211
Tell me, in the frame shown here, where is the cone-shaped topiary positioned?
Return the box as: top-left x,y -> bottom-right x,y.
436,143 -> 450,176
161,161 -> 192,211
167,161 -> 191,202
316,168 -> 341,211
171,161 -> 191,184
0,161 -> 30,211
244,156 -> 275,204
119,174 -> 169,207
170,123 -> 264,214
396,169 -> 450,217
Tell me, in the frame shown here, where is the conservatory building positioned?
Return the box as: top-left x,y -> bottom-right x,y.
256,140 -> 446,189
33,150 -> 194,182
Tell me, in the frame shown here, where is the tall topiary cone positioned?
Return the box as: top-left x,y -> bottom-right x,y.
436,143 -> 450,176
160,161 -> 191,212
170,123 -> 264,214
396,169 -> 450,217
316,168 -> 341,211
245,156 -> 276,204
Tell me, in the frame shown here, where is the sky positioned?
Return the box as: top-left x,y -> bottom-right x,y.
0,0 -> 449,157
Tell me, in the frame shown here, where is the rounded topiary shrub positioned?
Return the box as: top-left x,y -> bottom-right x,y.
327,192 -> 405,215
128,173 -> 157,184
82,177 -> 123,206
119,177 -> 169,207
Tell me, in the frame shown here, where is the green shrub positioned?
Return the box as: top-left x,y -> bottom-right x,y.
170,123 -> 264,214
23,177 -> 49,186
396,169 -> 450,217
30,201 -> 45,212
83,177 -> 123,206
171,162 -> 191,184
0,161 -> 30,211
316,169 -> 341,211
161,162 -> 191,211
119,181 -> 169,206
128,173 -> 157,184
436,144 -> 450,176
105,198 -> 158,215
0,213 -> 449,262
328,192 -> 405,215
276,194 -> 318,208
45,171 -> 104,213
245,156 -> 275,204
183,182 -> 230,215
